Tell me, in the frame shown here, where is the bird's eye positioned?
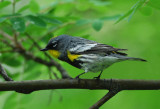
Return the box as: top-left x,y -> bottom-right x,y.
53,44 -> 57,48
51,40 -> 57,48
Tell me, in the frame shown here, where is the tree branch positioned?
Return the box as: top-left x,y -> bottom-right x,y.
0,71 -> 160,108
0,79 -> 160,92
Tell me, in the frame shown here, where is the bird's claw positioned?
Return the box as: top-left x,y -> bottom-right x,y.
75,76 -> 80,79
93,76 -> 100,80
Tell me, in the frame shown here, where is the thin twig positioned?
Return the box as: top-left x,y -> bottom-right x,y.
25,33 -> 41,50
0,29 -> 14,41
90,91 -> 119,109
48,67 -> 53,79
13,30 -> 19,47
0,39 -> 13,48
0,64 -> 13,81
0,50 -> 14,53
52,71 -> 59,79
25,33 -> 52,60
12,0 -> 16,14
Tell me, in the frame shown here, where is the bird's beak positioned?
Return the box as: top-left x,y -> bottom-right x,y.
40,48 -> 48,51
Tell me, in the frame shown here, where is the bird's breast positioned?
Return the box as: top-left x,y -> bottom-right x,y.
48,50 -> 61,58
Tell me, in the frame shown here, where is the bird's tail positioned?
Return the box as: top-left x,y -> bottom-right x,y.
119,57 -> 147,62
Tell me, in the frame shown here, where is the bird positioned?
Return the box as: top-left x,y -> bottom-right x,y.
40,34 -> 146,79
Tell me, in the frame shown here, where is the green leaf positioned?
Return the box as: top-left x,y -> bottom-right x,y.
25,15 -> 46,27
139,6 -> 153,16
17,5 -> 29,13
76,19 -> 91,26
115,0 -> 146,24
40,16 -> 62,24
92,19 -> 103,31
115,9 -> 134,24
100,15 -> 120,21
10,17 -> 25,32
0,14 -> 21,23
148,0 -> 160,10
128,0 -> 146,21
29,0 -> 40,13
0,1 -> 11,9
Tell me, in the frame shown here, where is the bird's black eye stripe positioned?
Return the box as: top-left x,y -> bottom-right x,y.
52,41 -> 56,44
46,40 -> 58,49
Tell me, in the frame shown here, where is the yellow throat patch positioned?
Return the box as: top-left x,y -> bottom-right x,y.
48,50 -> 60,58
67,51 -> 80,62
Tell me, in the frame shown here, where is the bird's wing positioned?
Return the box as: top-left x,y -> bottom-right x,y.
69,42 -> 128,56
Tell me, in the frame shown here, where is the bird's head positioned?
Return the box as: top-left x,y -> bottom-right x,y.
40,36 -> 61,58
41,35 -> 71,52
40,35 -> 71,58
40,37 -> 58,51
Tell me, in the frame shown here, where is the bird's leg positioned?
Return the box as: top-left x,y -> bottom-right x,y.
93,71 -> 103,80
75,72 -> 85,79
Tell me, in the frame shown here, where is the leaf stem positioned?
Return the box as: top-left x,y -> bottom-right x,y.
12,0 -> 16,14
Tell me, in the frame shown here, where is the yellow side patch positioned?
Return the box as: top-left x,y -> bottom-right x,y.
48,50 -> 60,58
67,51 -> 80,62
112,51 -> 116,54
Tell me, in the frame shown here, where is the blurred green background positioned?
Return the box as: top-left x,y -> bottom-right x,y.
0,0 -> 160,109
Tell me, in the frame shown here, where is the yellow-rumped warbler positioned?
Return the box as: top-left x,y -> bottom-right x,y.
41,35 -> 146,79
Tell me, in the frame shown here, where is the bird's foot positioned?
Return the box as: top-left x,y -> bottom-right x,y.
75,75 -> 80,79
93,76 -> 100,80
75,72 -> 85,79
